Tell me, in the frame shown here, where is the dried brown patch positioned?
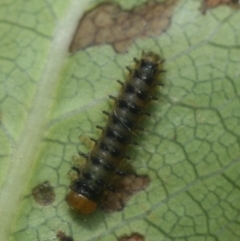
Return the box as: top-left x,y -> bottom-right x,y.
32,181 -> 55,206
119,233 -> 145,241
70,0 -> 178,53
99,174 -> 150,213
56,231 -> 74,241
200,0 -> 239,13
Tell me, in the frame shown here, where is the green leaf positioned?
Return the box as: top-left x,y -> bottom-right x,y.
0,0 -> 240,241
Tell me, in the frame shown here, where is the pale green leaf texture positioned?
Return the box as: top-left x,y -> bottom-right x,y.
0,0 -> 240,241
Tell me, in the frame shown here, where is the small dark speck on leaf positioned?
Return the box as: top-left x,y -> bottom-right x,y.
32,181 -> 55,206
56,231 -> 74,241
118,233 -> 145,241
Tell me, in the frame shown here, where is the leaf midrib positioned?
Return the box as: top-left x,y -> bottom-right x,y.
0,0 -> 92,239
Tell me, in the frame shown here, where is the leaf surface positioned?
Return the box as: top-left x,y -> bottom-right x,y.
0,0 -> 239,241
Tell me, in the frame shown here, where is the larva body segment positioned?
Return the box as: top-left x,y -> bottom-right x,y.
66,52 -> 164,214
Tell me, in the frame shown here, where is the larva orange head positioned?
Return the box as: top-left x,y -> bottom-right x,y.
66,190 -> 97,214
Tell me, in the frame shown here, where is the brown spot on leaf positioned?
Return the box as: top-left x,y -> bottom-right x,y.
70,0 -> 178,53
200,0 -> 239,13
100,174 -> 150,213
32,181 -> 55,206
119,233 -> 145,241
56,231 -> 74,241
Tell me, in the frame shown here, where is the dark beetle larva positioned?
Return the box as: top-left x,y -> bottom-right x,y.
66,52 -> 164,214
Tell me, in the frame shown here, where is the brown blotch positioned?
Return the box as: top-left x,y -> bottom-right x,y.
69,0 -> 178,53
56,231 -> 74,241
119,233 -> 145,241
200,0 -> 239,13
32,181 -> 55,206
100,174 -> 150,213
